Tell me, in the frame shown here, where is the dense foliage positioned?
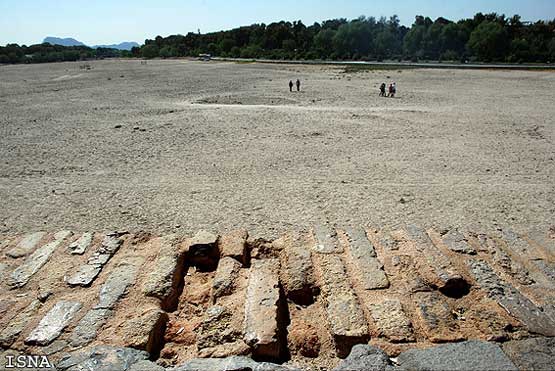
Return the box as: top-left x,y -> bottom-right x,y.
135,13 -> 555,63
0,43 -> 126,64
2,13 -> 554,64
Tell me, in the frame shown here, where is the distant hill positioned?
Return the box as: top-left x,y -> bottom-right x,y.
43,37 -> 86,47
93,42 -> 139,50
43,37 -> 139,51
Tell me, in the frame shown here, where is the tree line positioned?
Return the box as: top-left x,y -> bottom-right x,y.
2,13 -> 555,65
133,13 -> 555,63
0,43 -> 127,64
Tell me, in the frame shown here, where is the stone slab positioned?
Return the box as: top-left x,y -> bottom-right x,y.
313,225 -> 343,254
219,229 -> 249,265
95,260 -> 141,310
69,308 -> 112,347
173,356 -> 300,371
280,233 -> 317,305
467,259 -> 555,336
368,299 -> 414,342
9,231 -> 72,289
56,345 -> 149,371
316,254 -> 369,357
244,258 -> 282,359
119,307 -> 169,355
66,235 -> 123,287
403,226 -> 468,297
441,229 -> 476,255
413,291 -> 463,343
6,232 -> 47,258
212,257 -> 242,300
0,300 -> 42,347
25,300 -> 82,346
68,232 -> 94,255
397,340 -> 517,371
502,337 -> 555,371
334,344 -> 391,371
142,235 -> 184,309
345,228 -> 389,290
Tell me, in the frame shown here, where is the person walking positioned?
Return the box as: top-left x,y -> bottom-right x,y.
379,83 -> 386,97
289,80 -> 294,92
296,79 -> 301,92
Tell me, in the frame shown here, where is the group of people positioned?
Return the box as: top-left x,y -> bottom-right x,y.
289,79 -> 301,92
287,78 -> 398,98
379,82 -> 397,98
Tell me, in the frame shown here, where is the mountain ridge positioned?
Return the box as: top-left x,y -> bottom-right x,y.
43,36 -> 139,50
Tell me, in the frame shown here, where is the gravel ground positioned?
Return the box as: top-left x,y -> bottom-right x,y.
0,59 -> 554,237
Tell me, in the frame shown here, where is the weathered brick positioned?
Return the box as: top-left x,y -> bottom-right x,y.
345,228 -> 389,290
244,258 -> 282,359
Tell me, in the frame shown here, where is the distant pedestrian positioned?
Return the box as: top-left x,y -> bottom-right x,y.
388,83 -> 396,98
379,83 -> 386,97
296,79 -> 301,92
289,80 -> 294,92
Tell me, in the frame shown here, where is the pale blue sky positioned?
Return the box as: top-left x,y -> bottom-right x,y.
1,0 -> 554,46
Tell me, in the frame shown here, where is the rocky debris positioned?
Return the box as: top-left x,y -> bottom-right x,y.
467,259 -> 555,336
368,299 -> 414,342
333,344 -> 391,371
502,337 -> 555,371
172,356 -> 300,371
402,226 -> 470,298
313,225 -> 343,254
441,229 -> 476,255
66,234 -> 123,287
316,254 -> 369,358
198,305 -> 248,358
344,228 -> 389,290
413,291 -> 463,343
119,307 -> 169,355
9,231 -> 72,288
188,230 -> 220,270
219,229 -> 249,266
67,232 -> 94,255
0,300 -> 42,347
143,235 -> 185,310
244,258 -> 283,360
397,340 -> 517,370
57,345 -> 149,371
6,231 -> 47,258
69,308 -> 112,347
25,300 -> 82,346
279,232 -> 318,305
212,257 -> 242,300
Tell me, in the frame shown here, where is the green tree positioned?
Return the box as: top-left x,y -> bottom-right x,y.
141,44 -> 159,59
467,21 -> 510,61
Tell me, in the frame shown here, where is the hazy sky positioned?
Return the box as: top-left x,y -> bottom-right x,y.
1,0 -> 554,46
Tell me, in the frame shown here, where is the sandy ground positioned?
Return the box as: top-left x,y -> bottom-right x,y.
0,59 -> 554,237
